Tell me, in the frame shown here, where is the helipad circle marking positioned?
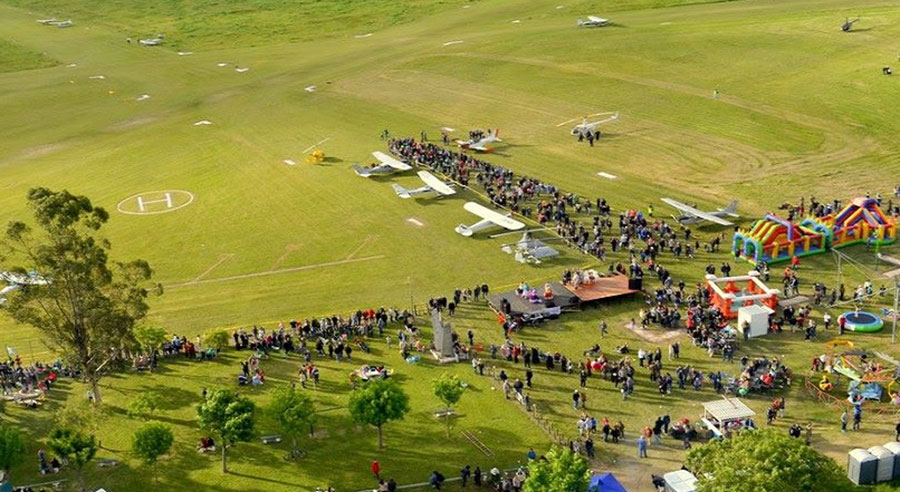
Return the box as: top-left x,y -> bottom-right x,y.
117,190 -> 195,215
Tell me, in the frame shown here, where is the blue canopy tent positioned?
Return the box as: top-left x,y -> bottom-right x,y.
588,472 -> 628,492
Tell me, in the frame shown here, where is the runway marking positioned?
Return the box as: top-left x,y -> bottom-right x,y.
302,137 -> 331,153
597,172 -> 617,179
168,255 -> 385,288
194,120 -> 213,126
443,40 -> 464,46
345,236 -> 375,260
270,244 -> 302,271
283,159 -> 297,166
192,254 -> 234,283
355,33 -> 373,39
407,218 -> 425,227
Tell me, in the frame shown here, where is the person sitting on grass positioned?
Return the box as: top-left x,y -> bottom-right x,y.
197,437 -> 216,453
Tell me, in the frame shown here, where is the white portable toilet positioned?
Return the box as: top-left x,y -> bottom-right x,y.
883,441 -> 900,480
737,304 -> 771,338
848,448 -> 877,485
663,469 -> 698,492
870,445 -> 895,482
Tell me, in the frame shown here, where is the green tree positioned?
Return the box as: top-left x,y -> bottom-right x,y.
197,388 -> 255,473
206,330 -> 230,351
128,391 -> 162,421
0,188 -> 158,405
268,385 -> 316,459
48,428 -> 97,492
347,379 -> 410,449
0,424 -> 25,482
56,399 -> 104,435
134,325 -> 167,355
432,373 -> 466,436
523,447 -> 590,492
132,421 -> 174,482
685,428 -> 854,492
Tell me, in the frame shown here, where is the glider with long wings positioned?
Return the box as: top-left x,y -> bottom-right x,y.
392,171 -> 456,199
353,151 -> 413,178
455,202 -> 525,237
661,198 -> 738,226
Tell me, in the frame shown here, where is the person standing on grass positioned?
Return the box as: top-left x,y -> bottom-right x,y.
460,465 -> 471,487
371,460 -> 381,480
853,405 -> 862,431
637,434 -> 648,458
805,422 -> 813,445
840,410 -> 849,433
572,389 -> 581,409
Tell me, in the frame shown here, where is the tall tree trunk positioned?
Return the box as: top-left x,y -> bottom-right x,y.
89,376 -> 103,405
377,424 -> 384,449
221,445 -> 228,474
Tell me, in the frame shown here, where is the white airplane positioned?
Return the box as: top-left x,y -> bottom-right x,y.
577,16 -> 610,27
661,198 -> 739,226
455,129 -> 501,153
55,20 -> 74,28
501,232 -> 560,264
391,171 -> 456,199
571,112 -> 618,139
353,151 -> 413,178
456,202 -> 525,237
0,271 -> 50,305
37,18 -> 59,25
140,38 -> 164,46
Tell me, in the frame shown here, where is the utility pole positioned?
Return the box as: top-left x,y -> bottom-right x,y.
879,254 -> 900,344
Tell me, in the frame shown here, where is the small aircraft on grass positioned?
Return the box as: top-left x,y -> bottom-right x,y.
577,16 -> 610,27
661,198 -> 739,226
139,37 -> 164,46
353,151 -> 413,178
456,202 -> 525,237
0,271 -> 50,305
455,129 -> 501,153
571,112 -> 618,140
842,17 -> 859,32
392,171 -> 456,199
501,232 -> 560,264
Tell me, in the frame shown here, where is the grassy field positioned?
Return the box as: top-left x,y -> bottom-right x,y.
2,0 -> 900,489
0,38 -> 56,72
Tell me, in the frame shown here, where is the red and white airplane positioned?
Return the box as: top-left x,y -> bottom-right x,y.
454,129 -> 501,153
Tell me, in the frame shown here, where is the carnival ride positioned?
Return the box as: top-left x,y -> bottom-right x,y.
805,339 -> 900,418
